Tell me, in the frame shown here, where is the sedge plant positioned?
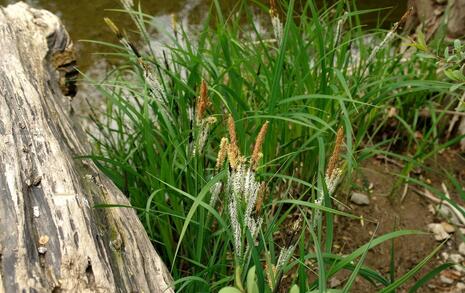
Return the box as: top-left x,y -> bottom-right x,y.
83,0 -> 460,291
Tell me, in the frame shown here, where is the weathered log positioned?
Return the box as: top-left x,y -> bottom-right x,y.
0,2 -> 173,292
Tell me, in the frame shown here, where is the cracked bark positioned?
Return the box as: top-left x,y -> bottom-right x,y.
0,2 -> 173,292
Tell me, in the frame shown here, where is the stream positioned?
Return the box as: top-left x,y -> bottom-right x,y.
0,0 -> 407,119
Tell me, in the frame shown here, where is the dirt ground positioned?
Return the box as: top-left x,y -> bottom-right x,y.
329,149 -> 465,292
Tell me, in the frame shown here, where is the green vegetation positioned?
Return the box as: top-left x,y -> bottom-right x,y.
84,0 -> 464,291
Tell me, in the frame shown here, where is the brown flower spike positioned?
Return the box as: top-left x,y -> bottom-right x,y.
196,80 -> 210,124
255,182 -> 266,214
227,115 -> 241,170
216,137 -> 229,170
326,127 -> 344,178
251,121 -> 270,170
269,0 -> 278,17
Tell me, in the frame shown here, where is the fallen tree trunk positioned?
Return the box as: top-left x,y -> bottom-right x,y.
0,2 -> 173,292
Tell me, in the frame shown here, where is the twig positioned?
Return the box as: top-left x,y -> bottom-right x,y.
400,183 -> 409,202
375,154 -> 405,168
410,185 -> 465,227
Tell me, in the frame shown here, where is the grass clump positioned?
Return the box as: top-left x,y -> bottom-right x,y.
85,0 -> 463,291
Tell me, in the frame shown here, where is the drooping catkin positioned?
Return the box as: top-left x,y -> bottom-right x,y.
326,127 -> 344,178
104,17 -> 121,39
251,121 -> 269,170
171,13 -> 178,36
216,137 -> 229,170
334,12 -> 348,47
209,182 -> 222,208
227,115 -> 241,170
104,17 -> 169,117
228,194 -> 242,259
269,0 -> 283,44
276,246 -> 294,272
194,116 -> 217,155
365,7 -> 413,67
104,17 -> 141,57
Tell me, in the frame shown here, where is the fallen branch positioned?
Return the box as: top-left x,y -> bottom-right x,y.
0,3 -> 172,292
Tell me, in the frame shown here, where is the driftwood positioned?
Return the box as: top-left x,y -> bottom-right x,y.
0,2 -> 172,292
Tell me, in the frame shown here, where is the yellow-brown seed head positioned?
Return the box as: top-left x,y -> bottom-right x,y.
326,127 -> 344,178
104,17 -> 123,40
251,121 -> 269,170
227,114 -> 237,146
196,80 -> 210,124
216,137 -> 229,170
228,145 -> 241,170
104,17 -> 118,35
269,0 -> 278,17
255,182 -> 266,214
171,13 -> 178,33
227,115 -> 241,170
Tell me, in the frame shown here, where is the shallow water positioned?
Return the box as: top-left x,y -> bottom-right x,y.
0,0 -> 406,71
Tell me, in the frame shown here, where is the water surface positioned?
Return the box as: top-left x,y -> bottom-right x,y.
0,0 -> 406,71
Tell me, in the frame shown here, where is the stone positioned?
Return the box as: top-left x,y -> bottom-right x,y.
453,264 -> 465,275
441,251 -> 450,261
437,205 -> 461,226
449,253 -> 464,264
441,222 -> 456,233
459,243 -> 465,256
440,275 -> 454,285
329,277 -> 342,288
350,192 -> 370,206
427,223 -> 450,241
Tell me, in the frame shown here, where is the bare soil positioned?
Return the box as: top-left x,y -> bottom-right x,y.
330,149 -> 465,292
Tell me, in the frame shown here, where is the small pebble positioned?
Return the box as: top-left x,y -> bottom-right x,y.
441,222 -> 456,233
329,277 -> 342,288
440,275 -> 454,285
459,243 -> 465,256
449,253 -> 464,264
350,192 -> 370,206
441,252 -> 449,261
433,8 -> 443,16
427,223 -> 450,241
437,205 -> 461,226
453,264 -> 465,274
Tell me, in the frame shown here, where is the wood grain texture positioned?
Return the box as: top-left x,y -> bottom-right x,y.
0,2 -> 173,292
